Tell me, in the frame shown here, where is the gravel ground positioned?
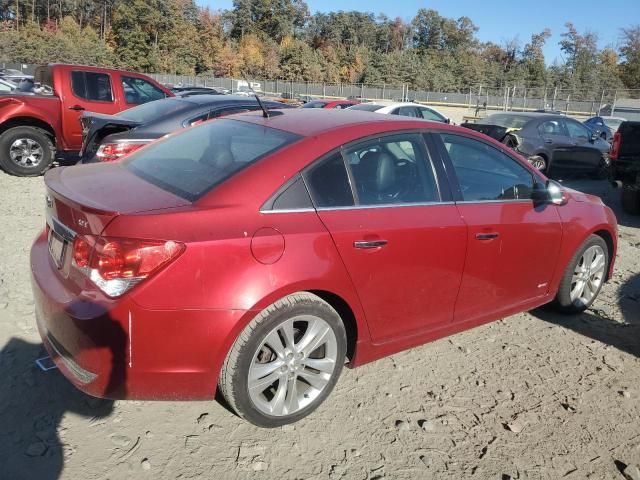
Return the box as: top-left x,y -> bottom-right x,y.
0,170 -> 639,480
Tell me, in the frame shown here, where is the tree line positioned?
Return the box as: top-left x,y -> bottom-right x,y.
1,0 -> 639,96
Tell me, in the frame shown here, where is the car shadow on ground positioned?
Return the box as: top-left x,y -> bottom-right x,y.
531,273 -> 640,359
556,175 -> 640,229
0,302 -> 125,479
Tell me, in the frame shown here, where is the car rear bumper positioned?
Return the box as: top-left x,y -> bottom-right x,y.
31,231 -> 248,400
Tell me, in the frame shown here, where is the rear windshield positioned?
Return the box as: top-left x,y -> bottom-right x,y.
348,103 -> 384,112
117,98 -> 193,123
124,119 -> 300,201
302,101 -> 328,108
479,114 -> 531,129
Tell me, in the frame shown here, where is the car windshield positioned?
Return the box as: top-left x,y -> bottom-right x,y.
124,119 -> 300,201
302,101 -> 328,108
348,103 -> 384,112
117,98 -> 193,123
479,114 -> 531,129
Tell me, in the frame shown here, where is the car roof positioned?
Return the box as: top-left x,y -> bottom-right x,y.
173,94 -> 281,106
486,112 -> 570,121
231,108 -> 448,137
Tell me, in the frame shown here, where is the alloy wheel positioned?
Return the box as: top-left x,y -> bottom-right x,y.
570,245 -> 606,306
9,138 -> 44,168
247,315 -> 338,417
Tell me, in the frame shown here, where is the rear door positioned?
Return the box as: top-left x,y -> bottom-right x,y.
435,132 -> 562,323
305,132 -> 467,343
562,118 -> 602,171
61,69 -> 122,150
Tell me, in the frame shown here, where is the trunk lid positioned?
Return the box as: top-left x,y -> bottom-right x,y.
80,112 -> 141,160
45,163 -> 191,237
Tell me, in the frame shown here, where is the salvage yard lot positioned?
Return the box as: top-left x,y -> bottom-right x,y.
1,172 -> 639,480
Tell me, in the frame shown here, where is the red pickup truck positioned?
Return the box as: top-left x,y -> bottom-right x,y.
0,64 -> 172,176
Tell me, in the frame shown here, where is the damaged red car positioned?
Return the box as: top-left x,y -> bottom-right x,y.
31,109 -> 617,427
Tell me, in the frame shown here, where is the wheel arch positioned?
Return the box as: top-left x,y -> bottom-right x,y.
593,228 -> 615,281
0,116 -> 56,143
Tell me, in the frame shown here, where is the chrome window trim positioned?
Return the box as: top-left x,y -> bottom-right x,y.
315,201 -> 455,212
455,199 -> 533,205
260,208 -> 316,214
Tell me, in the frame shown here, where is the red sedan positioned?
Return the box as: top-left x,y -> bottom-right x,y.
31,109 -> 617,427
301,99 -> 359,109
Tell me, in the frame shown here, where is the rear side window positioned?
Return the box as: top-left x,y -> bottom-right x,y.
124,120 -> 300,201
302,101 -> 327,109
71,71 -> 113,102
122,76 -> 167,105
441,133 -> 534,201
348,104 -> 383,112
392,106 -> 419,118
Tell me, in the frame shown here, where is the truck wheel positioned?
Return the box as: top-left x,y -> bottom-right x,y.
621,184 -> 640,215
0,126 -> 55,177
528,155 -> 547,172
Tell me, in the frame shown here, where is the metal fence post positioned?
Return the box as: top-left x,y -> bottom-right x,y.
612,90 -> 618,115
382,83 -> 385,99
598,90 -> 605,115
552,87 -> 558,110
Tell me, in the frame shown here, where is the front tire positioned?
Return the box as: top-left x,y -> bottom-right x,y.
219,293 -> 347,427
554,235 -> 608,314
0,126 -> 54,176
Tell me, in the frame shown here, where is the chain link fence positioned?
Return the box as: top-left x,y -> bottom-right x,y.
149,73 -> 640,117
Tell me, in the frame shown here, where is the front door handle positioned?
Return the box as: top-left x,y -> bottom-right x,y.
354,240 -> 388,249
69,105 -> 85,111
475,232 -> 499,240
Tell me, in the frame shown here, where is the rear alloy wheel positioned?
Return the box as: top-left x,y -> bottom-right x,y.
554,235 -> 608,314
528,155 -> 547,172
0,126 -> 54,176
219,293 -> 347,427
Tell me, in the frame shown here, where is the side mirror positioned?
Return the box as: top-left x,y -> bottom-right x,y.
531,181 -> 569,206
590,133 -> 599,142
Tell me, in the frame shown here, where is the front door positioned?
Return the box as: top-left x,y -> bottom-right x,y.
436,132 -> 563,323
304,133 -> 467,343
61,69 -> 122,150
563,118 -> 603,171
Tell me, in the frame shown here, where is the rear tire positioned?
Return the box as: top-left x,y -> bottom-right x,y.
554,235 -> 608,314
219,292 -> 347,427
0,126 -> 54,176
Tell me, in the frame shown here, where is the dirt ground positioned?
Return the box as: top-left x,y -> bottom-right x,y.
0,170 -> 639,480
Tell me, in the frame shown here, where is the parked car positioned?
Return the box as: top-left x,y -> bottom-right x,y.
0,68 -> 33,83
170,86 -> 226,96
584,116 -> 627,141
348,101 -> 450,123
80,95 -> 292,163
465,113 -> 611,176
0,64 -> 172,176
610,121 -> 640,214
301,99 -> 360,109
32,109 -> 617,427
0,78 -> 17,93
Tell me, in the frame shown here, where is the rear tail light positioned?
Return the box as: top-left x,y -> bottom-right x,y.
610,132 -> 621,161
72,235 -> 184,297
96,142 -> 148,162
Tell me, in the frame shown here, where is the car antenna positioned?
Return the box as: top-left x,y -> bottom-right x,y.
241,71 -> 269,118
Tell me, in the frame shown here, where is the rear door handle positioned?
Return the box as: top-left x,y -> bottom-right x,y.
545,139 -> 553,144
69,105 -> 85,111
475,232 -> 499,240
354,240 -> 388,249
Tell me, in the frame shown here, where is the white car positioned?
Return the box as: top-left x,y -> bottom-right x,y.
348,101 -> 450,124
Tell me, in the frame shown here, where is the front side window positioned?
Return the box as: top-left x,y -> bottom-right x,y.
348,103 -> 383,112
564,119 -> 591,141
441,133 -> 534,201
419,107 -> 446,122
122,76 -> 166,105
344,135 -> 439,205
538,120 -> 563,136
125,119 -> 300,201
71,71 -> 113,102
